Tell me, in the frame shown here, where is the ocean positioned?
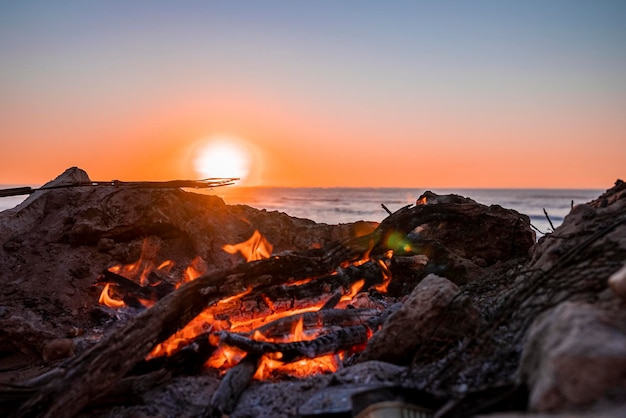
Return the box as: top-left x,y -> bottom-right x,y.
215,187 -> 603,238
0,185 -> 604,238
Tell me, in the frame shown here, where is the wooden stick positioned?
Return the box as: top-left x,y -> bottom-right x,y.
131,333 -> 217,377
220,324 -> 370,363
543,208 -> 556,232
207,354 -> 260,418
221,304 -> 400,364
245,308 -> 381,339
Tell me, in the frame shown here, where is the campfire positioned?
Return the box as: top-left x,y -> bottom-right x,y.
95,229 -> 397,383
3,168 -> 625,418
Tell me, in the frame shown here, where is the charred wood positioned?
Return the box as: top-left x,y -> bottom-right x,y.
208,261 -> 386,328
8,201 -> 510,418
245,308 -> 382,339
97,270 -> 175,306
131,333 -> 217,377
320,290 -> 342,310
220,325 -> 370,363
207,354 -> 260,418
221,305 -> 400,364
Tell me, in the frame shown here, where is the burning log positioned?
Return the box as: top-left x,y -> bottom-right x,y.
132,333 -> 218,377
242,308 -> 383,340
96,270 -> 175,308
221,325 -> 370,363
220,304 -> 398,364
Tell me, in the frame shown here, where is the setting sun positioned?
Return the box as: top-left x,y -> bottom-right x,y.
192,136 -> 252,182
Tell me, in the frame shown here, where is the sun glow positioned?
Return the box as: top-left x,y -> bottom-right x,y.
192,136 -> 252,182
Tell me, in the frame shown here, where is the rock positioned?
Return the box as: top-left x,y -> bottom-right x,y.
414,191 -> 535,267
519,301 -> 626,412
359,274 -> 484,365
529,179 -> 626,272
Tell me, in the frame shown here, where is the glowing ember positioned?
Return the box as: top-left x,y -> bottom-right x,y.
223,230 -> 273,262
246,317 -> 344,379
254,353 -> 342,380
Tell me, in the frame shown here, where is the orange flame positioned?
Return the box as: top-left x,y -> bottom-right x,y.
98,283 -> 125,308
248,317 -> 343,379
340,279 -> 365,303
374,250 -> 394,293
253,353 -> 342,380
150,310 -> 219,358
149,287 -> 252,358
374,260 -> 392,293
183,256 -> 207,283
157,260 -> 175,272
107,237 -> 166,286
223,230 -> 273,262
352,239 -> 375,267
205,345 -> 246,370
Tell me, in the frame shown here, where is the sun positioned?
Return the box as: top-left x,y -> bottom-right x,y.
192,136 -> 252,182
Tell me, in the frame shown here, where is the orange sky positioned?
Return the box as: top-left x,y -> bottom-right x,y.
1,2 -> 624,189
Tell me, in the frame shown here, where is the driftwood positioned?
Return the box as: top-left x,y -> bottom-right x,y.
0,178 -> 239,198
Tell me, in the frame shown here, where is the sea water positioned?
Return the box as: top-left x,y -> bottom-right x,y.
213,187 -> 603,238
0,185 -> 603,238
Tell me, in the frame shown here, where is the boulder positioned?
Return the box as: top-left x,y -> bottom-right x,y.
359,274 -> 484,365
414,191 -> 535,267
519,301 -> 626,412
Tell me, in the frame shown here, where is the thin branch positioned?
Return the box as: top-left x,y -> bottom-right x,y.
543,208 -> 556,232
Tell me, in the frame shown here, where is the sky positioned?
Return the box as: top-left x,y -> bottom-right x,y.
0,0 -> 624,188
